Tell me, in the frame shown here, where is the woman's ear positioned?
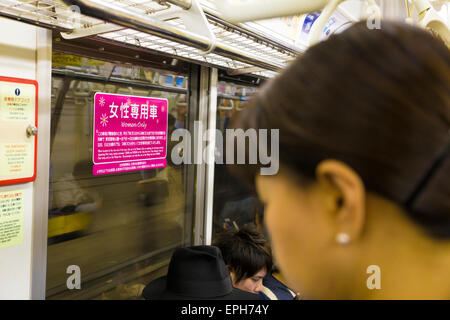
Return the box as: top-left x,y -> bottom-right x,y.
316,159 -> 366,244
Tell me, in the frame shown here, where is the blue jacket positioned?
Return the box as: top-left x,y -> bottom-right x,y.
259,274 -> 297,300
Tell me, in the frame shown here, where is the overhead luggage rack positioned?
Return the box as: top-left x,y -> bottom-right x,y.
0,0 -> 301,77
0,0 -> 96,31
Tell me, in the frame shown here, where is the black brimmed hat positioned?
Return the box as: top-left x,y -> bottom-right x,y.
142,246 -> 258,300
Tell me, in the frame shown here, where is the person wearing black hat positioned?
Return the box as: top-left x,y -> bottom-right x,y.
142,246 -> 258,300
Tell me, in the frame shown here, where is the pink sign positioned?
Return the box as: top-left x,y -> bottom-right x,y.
93,92 -> 168,176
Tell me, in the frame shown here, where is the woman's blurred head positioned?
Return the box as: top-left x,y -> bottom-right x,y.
231,21 -> 450,299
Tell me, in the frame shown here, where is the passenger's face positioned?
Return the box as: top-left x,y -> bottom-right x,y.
232,269 -> 266,294
255,173 -> 343,299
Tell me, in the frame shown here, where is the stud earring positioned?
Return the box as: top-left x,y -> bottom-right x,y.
336,233 -> 351,245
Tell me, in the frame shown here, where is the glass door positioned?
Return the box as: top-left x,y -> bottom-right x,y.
47,53 -> 195,299
212,80 -> 263,238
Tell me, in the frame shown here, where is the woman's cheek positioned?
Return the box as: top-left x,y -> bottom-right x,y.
265,203 -> 292,264
266,198 -> 307,291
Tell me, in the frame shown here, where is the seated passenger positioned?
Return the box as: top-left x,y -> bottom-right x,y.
214,225 -> 297,299
213,225 -> 272,295
142,245 -> 258,300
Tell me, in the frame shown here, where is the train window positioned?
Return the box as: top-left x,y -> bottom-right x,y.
212,81 -> 263,237
46,54 -> 193,299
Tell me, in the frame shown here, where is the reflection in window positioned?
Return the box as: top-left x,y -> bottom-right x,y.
213,82 -> 261,238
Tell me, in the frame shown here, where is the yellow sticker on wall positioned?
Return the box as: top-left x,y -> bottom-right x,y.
52,53 -> 105,68
0,190 -> 24,249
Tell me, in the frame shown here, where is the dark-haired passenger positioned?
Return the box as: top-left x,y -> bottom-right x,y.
213,225 -> 272,294
230,21 -> 450,299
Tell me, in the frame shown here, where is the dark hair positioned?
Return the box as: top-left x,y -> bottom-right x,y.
230,21 -> 450,238
213,225 -> 272,283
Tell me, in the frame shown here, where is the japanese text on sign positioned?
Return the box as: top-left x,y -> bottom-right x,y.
0,77 -> 38,185
93,93 -> 168,175
0,190 -> 24,249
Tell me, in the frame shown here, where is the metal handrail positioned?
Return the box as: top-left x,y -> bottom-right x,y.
52,69 -> 188,94
217,93 -> 250,101
214,0 -> 330,23
63,0 -> 212,50
0,10 -> 72,33
62,0 -> 287,72
204,11 -> 300,56
213,0 -> 449,47
165,0 -> 192,10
